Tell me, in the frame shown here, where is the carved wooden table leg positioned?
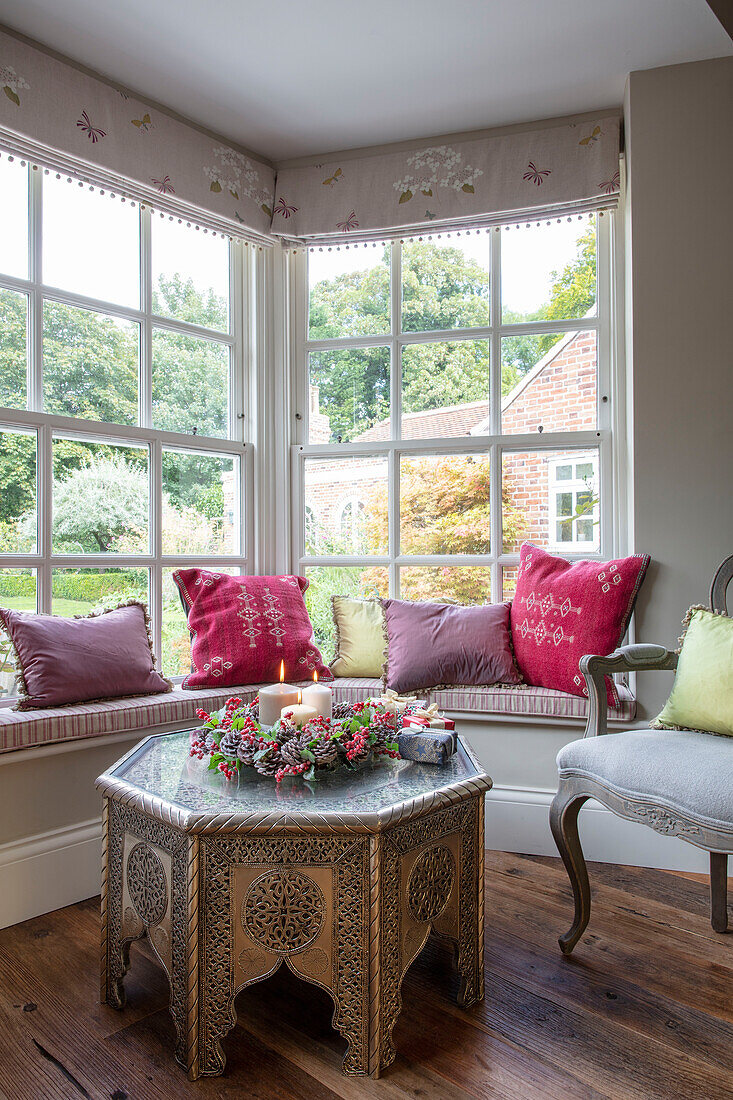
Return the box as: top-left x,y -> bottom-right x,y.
378,798 -> 485,1072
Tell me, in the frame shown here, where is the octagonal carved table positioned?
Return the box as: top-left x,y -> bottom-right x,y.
96,730 -> 491,1080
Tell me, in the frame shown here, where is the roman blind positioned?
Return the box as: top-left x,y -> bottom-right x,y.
0,28 -> 275,243
271,114 -> 621,247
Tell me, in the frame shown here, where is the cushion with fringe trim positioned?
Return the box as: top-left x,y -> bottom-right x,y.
510,543 -> 650,706
653,606 -> 733,737
381,599 -> 520,694
173,570 -> 332,689
0,601 -> 172,710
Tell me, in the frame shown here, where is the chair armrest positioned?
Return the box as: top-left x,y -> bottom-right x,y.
579,645 -> 678,739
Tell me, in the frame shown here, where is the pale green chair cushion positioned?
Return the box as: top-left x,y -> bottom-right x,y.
330,596 -> 386,678
655,607 -> 733,736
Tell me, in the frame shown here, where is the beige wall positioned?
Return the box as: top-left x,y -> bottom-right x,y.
624,55 -> 733,720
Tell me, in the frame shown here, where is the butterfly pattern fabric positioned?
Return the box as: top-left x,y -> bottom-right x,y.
76,109 -> 106,143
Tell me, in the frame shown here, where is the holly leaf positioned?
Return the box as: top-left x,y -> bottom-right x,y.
209,180 -> 222,193
399,190 -> 413,204
462,183 -> 475,194
303,765 -> 316,782
253,746 -> 272,762
207,753 -> 224,771
3,87 -> 20,106
300,748 -> 316,763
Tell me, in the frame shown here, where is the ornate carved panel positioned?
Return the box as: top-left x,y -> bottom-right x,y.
242,869 -> 325,954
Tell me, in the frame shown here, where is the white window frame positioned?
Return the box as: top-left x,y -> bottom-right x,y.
289,214 -> 620,598
0,160 -> 253,692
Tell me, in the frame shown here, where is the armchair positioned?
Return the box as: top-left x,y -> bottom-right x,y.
550,556 -> 733,954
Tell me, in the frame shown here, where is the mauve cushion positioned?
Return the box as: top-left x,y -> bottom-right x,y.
0,602 -> 172,710
382,599 -> 520,694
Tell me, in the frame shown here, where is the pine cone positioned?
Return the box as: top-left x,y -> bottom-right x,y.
277,719 -> 299,744
219,729 -> 242,757
254,749 -> 283,778
332,701 -> 355,720
311,735 -> 338,767
243,698 -> 259,720
204,731 -> 219,753
237,738 -> 257,767
280,734 -> 312,768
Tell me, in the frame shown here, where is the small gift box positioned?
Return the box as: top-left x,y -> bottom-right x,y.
401,704 -> 455,732
397,729 -> 456,764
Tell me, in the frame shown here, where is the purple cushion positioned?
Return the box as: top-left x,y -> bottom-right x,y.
382,599 -> 521,694
0,602 -> 172,710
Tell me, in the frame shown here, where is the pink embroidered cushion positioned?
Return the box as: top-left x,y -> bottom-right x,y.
0,602 -> 172,710
509,544 -> 650,705
173,570 -> 332,689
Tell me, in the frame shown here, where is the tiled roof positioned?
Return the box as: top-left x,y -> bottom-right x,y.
355,399 -> 489,441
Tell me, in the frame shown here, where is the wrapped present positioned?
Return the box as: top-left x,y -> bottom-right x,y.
368,688 -> 425,716
397,729 -> 456,764
401,703 -> 455,732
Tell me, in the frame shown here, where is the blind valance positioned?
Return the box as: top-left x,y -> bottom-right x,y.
0,29 -> 275,242
271,115 -> 621,247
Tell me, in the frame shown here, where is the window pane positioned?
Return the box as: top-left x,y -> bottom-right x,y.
152,218 -> 229,330
308,347 -> 389,443
43,301 -> 139,424
162,449 -> 240,554
52,437 -> 149,553
51,568 -> 148,616
555,464 -> 572,481
501,216 -> 596,323
0,157 -> 28,279
303,565 -> 388,657
501,330 -> 597,433
304,456 -> 388,555
402,340 -> 488,439
502,448 -> 600,552
309,248 -> 390,339
0,569 -> 36,699
399,566 -> 491,603
502,565 -> 518,600
0,288 -> 28,410
43,175 -> 140,308
0,428 -> 36,552
152,330 -> 229,438
400,454 -> 490,555
402,237 -> 490,332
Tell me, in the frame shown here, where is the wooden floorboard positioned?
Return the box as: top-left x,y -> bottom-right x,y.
0,852 -> 730,1100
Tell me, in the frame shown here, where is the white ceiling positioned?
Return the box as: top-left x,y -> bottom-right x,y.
0,0 -> 729,162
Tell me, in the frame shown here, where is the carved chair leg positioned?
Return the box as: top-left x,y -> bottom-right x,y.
549,786 -> 591,955
710,852 -> 729,934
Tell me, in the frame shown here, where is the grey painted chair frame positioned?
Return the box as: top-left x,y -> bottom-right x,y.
550,555 -> 733,954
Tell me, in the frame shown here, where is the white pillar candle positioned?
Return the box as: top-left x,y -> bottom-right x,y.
258,661 -> 299,727
301,673 -> 332,720
281,702 -> 318,728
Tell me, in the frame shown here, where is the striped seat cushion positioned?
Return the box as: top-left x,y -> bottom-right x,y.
429,681 -> 636,721
0,677 -> 635,754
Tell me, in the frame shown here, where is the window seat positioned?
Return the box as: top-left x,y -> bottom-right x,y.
0,677 -> 636,755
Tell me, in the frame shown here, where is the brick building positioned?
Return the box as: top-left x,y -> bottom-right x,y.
304,327 -> 599,557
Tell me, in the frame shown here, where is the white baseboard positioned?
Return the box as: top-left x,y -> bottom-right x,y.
0,817 -> 101,929
486,785 -> 710,873
0,786 -> 713,929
